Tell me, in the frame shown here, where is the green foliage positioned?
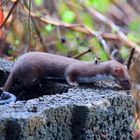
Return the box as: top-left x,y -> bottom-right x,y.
82,13 -> 94,28
120,46 -> 129,59
6,0 -> 139,63
128,18 -> 140,42
90,38 -> 108,61
44,24 -> 54,32
85,0 -> 110,13
58,3 -> 75,23
34,0 -> 43,6
127,33 -> 140,43
56,43 -> 67,54
129,18 -> 140,31
61,10 -> 75,23
78,46 -> 94,61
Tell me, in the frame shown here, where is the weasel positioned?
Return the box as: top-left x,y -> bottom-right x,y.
3,52 -> 131,91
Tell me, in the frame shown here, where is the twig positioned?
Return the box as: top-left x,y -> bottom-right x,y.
22,3 -> 120,42
110,49 -> 119,60
23,4 -> 111,58
0,0 -> 20,29
27,0 -> 32,52
23,2 -> 140,56
73,48 -> 91,59
85,6 -> 140,52
2,0 -> 9,7
0,32 -> 8,56
32,18 -> 46,50
127,48 -> 135,69
83,25 -> 111,59
111,0 -> 138,20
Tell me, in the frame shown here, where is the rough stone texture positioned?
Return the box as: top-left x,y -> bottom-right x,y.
0,59 -> 14,87
0,87 -> 135,140
0,58 -> 135,140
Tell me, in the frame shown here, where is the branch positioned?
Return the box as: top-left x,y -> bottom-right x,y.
83,25 -> 111,59
32,18 -> 46,50
22,3 -> 120,42
0,0 -> 20,29
85,6 -> 140,52
73,48 -> 91,59
23,4 -> 113,58
127,48 -> 135,69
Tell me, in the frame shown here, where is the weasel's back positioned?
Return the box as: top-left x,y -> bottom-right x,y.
15,52 -> 80,77
4,52 -> 80,91
16,52 -> 79,66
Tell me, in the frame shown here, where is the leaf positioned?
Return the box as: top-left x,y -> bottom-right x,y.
129,18 -> 140,31
85,0 -> 110,13
34,0 -> 43,6
90,38 -> 108,61
120,46 -> 129,59
61,10 -> 75,23
82,13 -> 94,28
0,2 -> 4,38
0,6 -> 4,26
127,33 -> 140,43
44,24 -> 54,32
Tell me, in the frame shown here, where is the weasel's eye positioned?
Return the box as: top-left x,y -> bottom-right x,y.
123,79 -> 128,83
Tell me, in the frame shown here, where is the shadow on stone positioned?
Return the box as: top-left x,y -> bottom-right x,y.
71,106 -> 90,140
5,119 -> 21,140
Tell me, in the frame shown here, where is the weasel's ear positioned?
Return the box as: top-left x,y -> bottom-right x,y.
113,67 -> 123,76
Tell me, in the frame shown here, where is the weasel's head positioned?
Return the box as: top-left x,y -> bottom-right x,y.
110,61 -> 131,90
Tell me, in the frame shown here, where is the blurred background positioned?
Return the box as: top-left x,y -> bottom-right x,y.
1,0 -> 140,139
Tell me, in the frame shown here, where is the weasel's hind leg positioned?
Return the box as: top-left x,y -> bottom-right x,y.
3,72 -> 15,91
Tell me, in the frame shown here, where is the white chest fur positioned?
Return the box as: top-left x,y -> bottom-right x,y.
78,74 -> 115,83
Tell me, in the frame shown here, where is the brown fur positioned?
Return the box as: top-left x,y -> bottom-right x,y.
3,52 -> 131,91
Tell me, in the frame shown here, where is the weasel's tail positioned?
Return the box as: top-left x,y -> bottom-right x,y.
3,72 -> 15,91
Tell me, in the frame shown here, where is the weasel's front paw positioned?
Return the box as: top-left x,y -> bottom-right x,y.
68,82 -> 79,87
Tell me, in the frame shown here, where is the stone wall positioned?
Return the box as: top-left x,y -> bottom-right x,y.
0,59 -> 135,140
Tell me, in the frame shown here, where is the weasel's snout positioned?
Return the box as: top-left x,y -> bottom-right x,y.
119,79 -> 131,90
